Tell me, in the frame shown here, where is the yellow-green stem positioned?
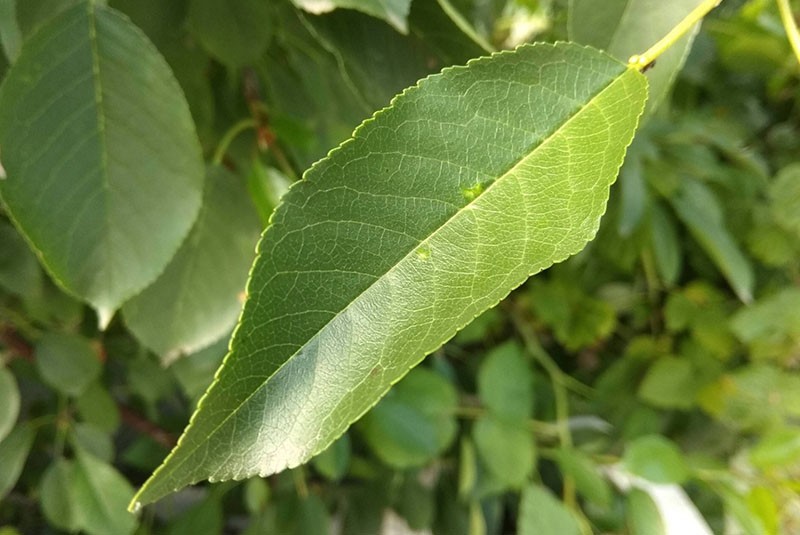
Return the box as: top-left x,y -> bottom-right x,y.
777,0 -> 800,65
628,0 -> 723,69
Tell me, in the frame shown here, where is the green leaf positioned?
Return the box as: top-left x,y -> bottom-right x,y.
477,342 -> 533,420
569,0 -> 703,113
311,434 -> 351,481
555,448 -> 612,507
122,166 -> 260,363
0,2 -> 204,325
71,422 -> 114,463
35,333 -> 101,397
0,422 -> 34,499
623,435 -> 690,484
731,288 -> 800,365
75,380 -> 120,434
0,367 -> 20,442
290,0 -> 412,33
358,368 -> 458,468
473,416 -> 535,489
638,356 -> 700,410
770,164 -> 800,237
0,0 -> 21,62
15,0 -> 86,39
698,364 -> 800,430
133,42 -> 648,506
72,448 -> 137,535
187,0 -> 273,66
649,203 -> 681,286
626,489 -> 666,535
166,497 -> 223,535
671,181 -> 754,303
0,220 -> 42,298
41,459 -> 80,532
749,428 -> 800,469
243,477 -> 270,515
518,484 -> 581,535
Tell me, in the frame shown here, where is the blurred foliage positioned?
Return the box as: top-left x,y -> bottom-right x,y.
1,0 -> 799,533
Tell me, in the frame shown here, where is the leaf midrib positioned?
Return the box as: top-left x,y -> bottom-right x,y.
151,58 -> 632,486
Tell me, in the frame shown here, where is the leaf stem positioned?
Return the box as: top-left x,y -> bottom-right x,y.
628,0 -> 723,70
212,118 -> 258,166
777,0 -> 800,66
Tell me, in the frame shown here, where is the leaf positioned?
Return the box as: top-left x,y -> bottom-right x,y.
637,356 -> 700,410
474,416 -> 535,489
290,0 -> 412,34
311,433 -> 351,481
769,164 -> 800,236
569,0 -> 703,113
0,422 -> 34,499
555,448 -> 612,507
477,342 -> 533,420
41,459 -> 80,532
730,288 -> 800,364
358,367 -> 458,468
187,0 -> 273,66
623,435 -> 690,484
0,367 -> 20,442
166,497 -> 223,535
0,2 -> 204,325
0,0 -> 21,62
122,166 -> 260,363
671,181 -> 754,303
35,333 -> 101,397
75,380 -> 120,434
626,488 -> 666,535
749,428 -> 800,469
132,42 -> 648,506
0,220 -> 42,299
72,448 -> 137,535
518,484 -> 581,535
649,203 -> 681,286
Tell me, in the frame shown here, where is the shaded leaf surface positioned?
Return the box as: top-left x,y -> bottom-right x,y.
122,166 -> 260,363
290,0 -> 412,33
0,2 -> 204,323
187,0 -> 273,66
34,332 -> 101,396
73,449 -> 137,535
0,367 -> 20,442
518,484 -> 581,535
133,42 -> 647,506
0,423 -> 34,499
570,0 -> 703,112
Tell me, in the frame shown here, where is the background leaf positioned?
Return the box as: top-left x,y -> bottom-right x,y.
34,332 -> 101,397
0,367 -> 20,442
122,166 -> 260,363
72,448 -> 137,535
187,0 -> 273,66
0,423 -> 34,499
358,367 -> 457,468
133,42 -> 647,506
518,484 -> 581,535
290,0 -> 412,33
40,459 -> 80,532
569,0 -> 704,112
0,2 -> 204,324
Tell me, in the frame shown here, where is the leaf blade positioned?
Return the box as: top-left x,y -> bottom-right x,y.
0,3 -> 204,323
133,42 -> 647,506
